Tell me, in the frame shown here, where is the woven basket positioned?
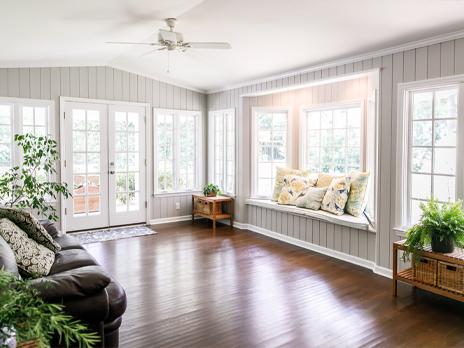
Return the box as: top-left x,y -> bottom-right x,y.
195,200 -> 222,215
438,261 -> 464,294
413,256 -> 437,286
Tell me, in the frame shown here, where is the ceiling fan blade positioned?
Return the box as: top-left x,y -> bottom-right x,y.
106,41 -> 162,46
186,42 -> 232,49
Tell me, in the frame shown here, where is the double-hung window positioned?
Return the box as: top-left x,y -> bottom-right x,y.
300,102 -> 364,175
0,98 -> 53,176
251,107 -> 290,198
208,109 -> 235,195
397,81 -> 464,227
154,108 -> 202,193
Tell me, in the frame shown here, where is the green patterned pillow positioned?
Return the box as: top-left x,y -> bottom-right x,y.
321,177 -> 351,215
0,218 -> 55,277
0,207 -> 61,253
345,172 -> 370,217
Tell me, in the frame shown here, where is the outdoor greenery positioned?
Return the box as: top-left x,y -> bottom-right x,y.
0,134 -> 71,221
403,199 -> 464,262
0,270 -> 99,348
202,183 -> 221,196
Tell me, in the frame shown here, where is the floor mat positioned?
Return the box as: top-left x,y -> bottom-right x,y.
72,225 -> 156,244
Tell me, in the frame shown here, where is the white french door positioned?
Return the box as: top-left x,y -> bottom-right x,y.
63,101 -> 146,232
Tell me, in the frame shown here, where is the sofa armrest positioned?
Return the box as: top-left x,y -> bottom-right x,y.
28,265 -> 111,299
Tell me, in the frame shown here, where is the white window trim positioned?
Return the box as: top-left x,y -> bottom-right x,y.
153,108 -> 203,195
395,74 -> 464,230
299,100 -> 365,172
208,108 -> 236,196
251,106 -> 292,199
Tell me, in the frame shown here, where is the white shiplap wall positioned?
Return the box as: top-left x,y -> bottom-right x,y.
207,37 -> 464,270
0,66 -> 207,221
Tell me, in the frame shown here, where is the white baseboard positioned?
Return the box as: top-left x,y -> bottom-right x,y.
149,215 -> 194,225
373,265 -> 393,279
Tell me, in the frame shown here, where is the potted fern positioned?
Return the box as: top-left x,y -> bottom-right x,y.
403,199 -> 464,261
0,270 -> 99,348
202,183 -> 221,197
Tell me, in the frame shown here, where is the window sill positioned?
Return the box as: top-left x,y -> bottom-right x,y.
394,226 -> 409,238
153,191 -> 202,198
246,199 -> 374,232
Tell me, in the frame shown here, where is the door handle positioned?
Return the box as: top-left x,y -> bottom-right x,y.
109,170 -> 115,174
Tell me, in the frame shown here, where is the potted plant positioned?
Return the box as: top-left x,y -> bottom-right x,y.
0,134 -> 71,221
202,183 -> 221,197
403,199 -> 464,262
0,270 -> 99,348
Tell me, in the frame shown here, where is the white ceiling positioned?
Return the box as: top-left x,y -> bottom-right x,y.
1,0 -> 464,92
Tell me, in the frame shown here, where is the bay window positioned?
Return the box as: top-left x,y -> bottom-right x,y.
208,109 -> 235,195
300,102 -> 364,174
154,108 -> 202,193
251,107 -> 290,198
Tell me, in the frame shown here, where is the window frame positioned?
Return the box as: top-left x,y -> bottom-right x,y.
299,100 -> 365,174
251,106 -> 292,199
0,97 -> 55,172
153,108 -> 203,195
395,77 -> 464,229
208,108 -> 236,196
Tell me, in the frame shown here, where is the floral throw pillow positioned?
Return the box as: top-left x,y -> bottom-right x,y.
295,187 -> 328,210
321,177 -> 351,215
345,171 -> 370,217
0,218 -> 55,277
272,167 -> 310,201
277,175 -> 316,205
0,207 -> 61,253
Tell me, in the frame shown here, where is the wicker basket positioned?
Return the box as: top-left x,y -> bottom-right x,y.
413,256 -> 437,286
438,261 -> 464,294
195,200 -> 222,215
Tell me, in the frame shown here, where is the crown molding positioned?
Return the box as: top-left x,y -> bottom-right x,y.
207,28 -> 464,94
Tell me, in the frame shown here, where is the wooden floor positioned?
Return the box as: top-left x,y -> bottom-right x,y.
85,221 -> 464,348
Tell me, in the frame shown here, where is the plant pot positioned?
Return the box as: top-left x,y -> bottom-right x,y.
431,233 -> 454,253
205,192 -> 217,197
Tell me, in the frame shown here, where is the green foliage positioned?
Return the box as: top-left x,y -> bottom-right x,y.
0,134 -> 71,221
0,270 -> 99,348
202,183 -> 221,196
403,199 -> 464,262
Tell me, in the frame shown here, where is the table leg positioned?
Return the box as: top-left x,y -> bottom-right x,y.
393,244 -> 398,297
212,202 -> 216,234
191,196 -> 195,223
230,200 -> 234,228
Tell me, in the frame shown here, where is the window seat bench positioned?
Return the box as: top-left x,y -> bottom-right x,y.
246,199 -> 374,232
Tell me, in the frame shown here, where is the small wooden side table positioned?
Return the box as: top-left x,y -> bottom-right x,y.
192,195 -> 234,233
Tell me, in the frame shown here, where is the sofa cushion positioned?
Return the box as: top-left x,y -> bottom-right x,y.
39,219 -> 59,238
105,280 -> 127,322
54,234 -> 84,250
0,235 -> 20,278
28,265 -> 111,299
0,208 -> 61,252
49,249 -> 97,275
0,218 -> 55,277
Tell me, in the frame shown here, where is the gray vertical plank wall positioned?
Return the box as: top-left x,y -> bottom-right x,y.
0,66 -> 207,222
207,37 -> 464,270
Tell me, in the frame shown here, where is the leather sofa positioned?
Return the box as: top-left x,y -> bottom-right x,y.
0,221 -> 127,348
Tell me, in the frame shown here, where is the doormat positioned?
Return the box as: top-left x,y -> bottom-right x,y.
72,225 -> 156,244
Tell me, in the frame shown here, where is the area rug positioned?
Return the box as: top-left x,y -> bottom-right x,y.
73,225 -> 156,244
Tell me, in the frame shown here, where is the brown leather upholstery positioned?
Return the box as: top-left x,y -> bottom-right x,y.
0,222 -> 126,347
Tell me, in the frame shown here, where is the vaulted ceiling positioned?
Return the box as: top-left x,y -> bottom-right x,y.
2,0 -> 464,92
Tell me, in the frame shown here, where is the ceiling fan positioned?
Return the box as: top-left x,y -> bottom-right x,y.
107,18 -> 231,55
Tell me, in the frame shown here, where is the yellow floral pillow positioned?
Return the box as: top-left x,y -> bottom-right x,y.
345,171 -> 370,217
321,177 -> 351,215
272,167 -> 310,201
277,175 -> 316,205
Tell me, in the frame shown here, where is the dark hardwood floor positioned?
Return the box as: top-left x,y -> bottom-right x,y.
85,221 -> 464,348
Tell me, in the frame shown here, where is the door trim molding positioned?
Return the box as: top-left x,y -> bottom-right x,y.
59,97 -> 151,233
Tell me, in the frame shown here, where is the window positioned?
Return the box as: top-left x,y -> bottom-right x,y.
208,109 -> 235,194
0,98 -> 53,176
251,108 -> 290,198
396,80 -> 464,227
154,108 -> 202,193
301,103 -> 363,174
409,87 -> 459,224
